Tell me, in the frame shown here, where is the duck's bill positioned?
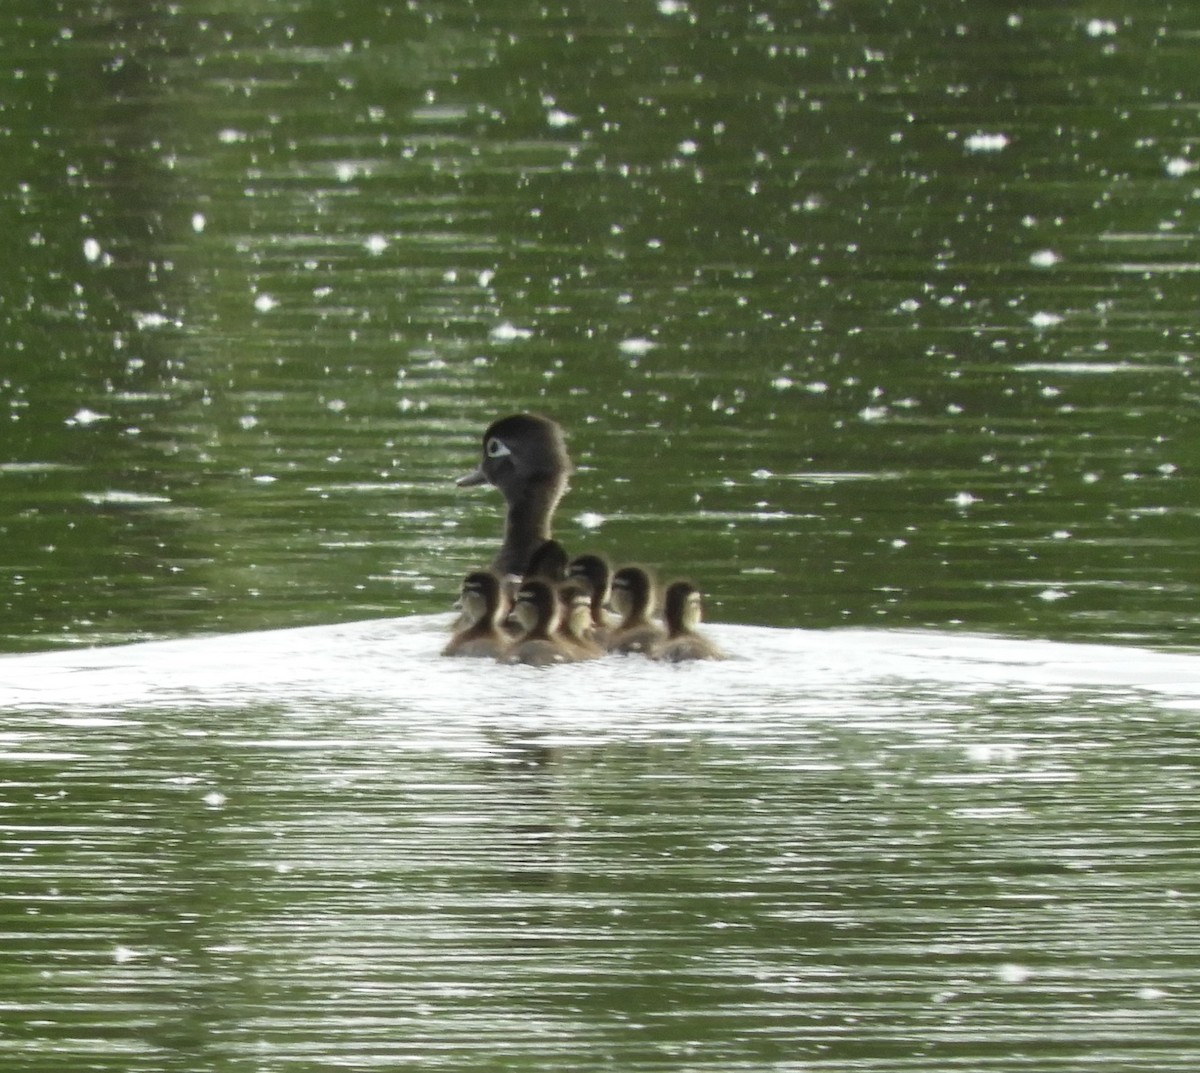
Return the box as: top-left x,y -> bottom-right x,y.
455,468 -> 488,487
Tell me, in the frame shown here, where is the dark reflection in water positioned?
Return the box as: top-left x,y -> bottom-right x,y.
2,678 -> 1198,1072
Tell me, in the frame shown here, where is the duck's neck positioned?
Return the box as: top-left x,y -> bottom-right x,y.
494,475 -> 566,576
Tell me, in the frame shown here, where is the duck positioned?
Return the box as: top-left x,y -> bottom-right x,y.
606,565 -> 666,655
456,414 -> 573,579
442,571 -> 510,659
505,578 -> 577,666
555,581 -> 606,660
652,580 -> 727,662
566,553 -> 613,646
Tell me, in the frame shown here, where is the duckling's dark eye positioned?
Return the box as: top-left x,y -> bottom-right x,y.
486,437 -> 512,459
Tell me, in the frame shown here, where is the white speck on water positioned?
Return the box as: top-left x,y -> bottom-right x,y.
82,490 -> 171,506
678,139 -> 699,155
83,237 -> 102,263
1051,529 -> 1072,540
1029,249 -> 1060,267
253,475 -> 277,484
618,337 -> 656,356
1037,588 -> 1070,602
364,234 -> 389,255
113,946 -> 139,964
192,212 -> 206,233
326,399 -> 347,413
1086,18 -> 1119,37
952,491 -> 978,507
239,414 -> 258,430
897,297 -> 921,313
217,128 -> 247,144
1030,311 -> 1063,328
478,269 -> 496,288
546,108 -> 577,128
805,381 -> 829,394
253,293 -> 278,313
489,321 -> 533,342
203,791 -> 227,808
770,376 -> 794,390
67,408 -> 108,427
576,512 -> 606,530
963,132 -> 1009,152
1165,157 -> 1196,178
134,311 -> 172,330
996,963 -> 1031,984
657,0 -> 690,14
858,406 -> 888,422
1136,986 -> 1169,1001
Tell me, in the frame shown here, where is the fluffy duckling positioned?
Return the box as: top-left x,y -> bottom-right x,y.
606,565 -> 666,655
443,571 -> 510,658
525,538 -> 569,583
505,579 -> 576,667
456,414 -> 573,578
556,581 -> 606,660
566,553 -> 613,645
652,580 -> 727,662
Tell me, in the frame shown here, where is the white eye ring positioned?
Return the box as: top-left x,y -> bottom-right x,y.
486,437 -> 512,459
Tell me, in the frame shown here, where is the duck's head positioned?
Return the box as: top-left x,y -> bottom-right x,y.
567,553 -> 611,611
663,580 -> 704,633
609,565 -> 656,620
457,570 -> 503,624
511,578 -> 559,634
456,413 -> 573,501
525,538 -> 569,582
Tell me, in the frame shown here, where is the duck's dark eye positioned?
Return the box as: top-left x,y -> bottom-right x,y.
485,437 -> 512,459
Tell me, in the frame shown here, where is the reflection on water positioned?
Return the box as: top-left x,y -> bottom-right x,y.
2,620 -> 1199,1071
3,2 -> 1200,649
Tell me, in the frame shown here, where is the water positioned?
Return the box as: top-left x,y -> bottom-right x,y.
3,1 -> 1200,1070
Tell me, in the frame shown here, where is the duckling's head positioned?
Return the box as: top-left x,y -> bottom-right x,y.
511,578 -> 559,634
525,538 -> 569,582
663,580 -> 704,633
567,553 -> 611,610
457,570 -> 503,624
456,413 -> 573,501
609,565 -> 656,620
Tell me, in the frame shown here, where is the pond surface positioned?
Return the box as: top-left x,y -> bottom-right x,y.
2,2 -> 1200,1071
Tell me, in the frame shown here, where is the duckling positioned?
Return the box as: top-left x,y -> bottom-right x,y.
525,538 -> 569,583
566,553 -> 613,646
606,565 -> 666,655
456,414 -> 573,578
442,571 -> 510,659
652,580 -> 727,662
505,579 -> 576,666
556,581 -> 605,660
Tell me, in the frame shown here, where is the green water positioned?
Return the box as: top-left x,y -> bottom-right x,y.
3,3 -> 1200,1071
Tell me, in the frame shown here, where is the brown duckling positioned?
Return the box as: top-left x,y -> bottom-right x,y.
566,552 -> 613,645
525,538 -> 570,583
652,580 -> 727,662
556,581 -> 605,660
456,414 -> 573,579
606,565 -> 666,655
442,571 -> 510,659
505,579 -> 576,667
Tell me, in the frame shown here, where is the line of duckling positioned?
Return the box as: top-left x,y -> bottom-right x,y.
444,412 -> 727,666
444,543 -> 726,665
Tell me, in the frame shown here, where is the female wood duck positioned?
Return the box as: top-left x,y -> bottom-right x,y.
566,553 -> 613,647
556,581 -> 605,660
606,565 -> 666,655
652,580 -> 727,662
456,414 -> 573,578
505,578 -> 576,666
442,571 -> 510,659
